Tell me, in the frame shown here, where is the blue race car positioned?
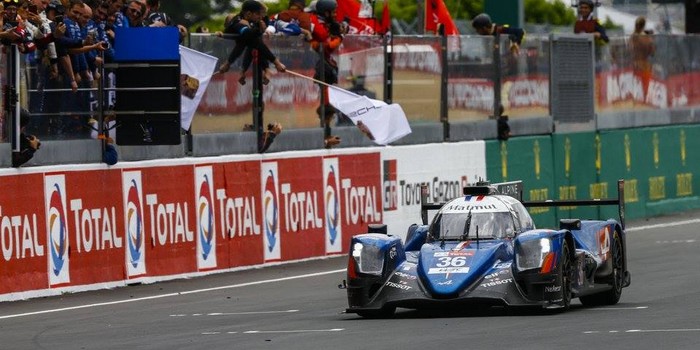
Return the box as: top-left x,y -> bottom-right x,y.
344,180 -> 631,318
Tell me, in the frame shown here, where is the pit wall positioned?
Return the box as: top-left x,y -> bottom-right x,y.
0,142 -> 486,301
485,124 -> 700,228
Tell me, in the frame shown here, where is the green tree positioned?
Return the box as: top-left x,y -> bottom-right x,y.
524,0 -> 576,25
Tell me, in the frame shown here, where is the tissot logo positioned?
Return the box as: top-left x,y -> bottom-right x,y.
383,160 -> 397,211
44,175 -> 70,286
195,166 -> 217,270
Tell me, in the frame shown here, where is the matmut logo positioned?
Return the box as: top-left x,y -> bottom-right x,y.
44,175 -> 70,286
323,158 -> 342,254
261,162 -> 281,261
195,166 -> 217,270
122,171 -> 146,277
383,159 -> 398,211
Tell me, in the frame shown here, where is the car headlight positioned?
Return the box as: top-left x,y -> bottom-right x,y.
516,238 -> 551,271
352,242 -> 384,276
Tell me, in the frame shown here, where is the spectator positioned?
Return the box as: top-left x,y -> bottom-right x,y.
573,0 -> 608,45
630,16 -> 654,95
12,109 -> 41,168
259,122 -> 283,153
271,0 -> 312,40
471,13 -> 524,55
309,0 -> 344,147
115,0 -> 145,28
216,0 -> 286,86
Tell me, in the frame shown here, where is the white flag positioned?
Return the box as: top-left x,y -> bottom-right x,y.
328,85 -> 412,145
179,46 -> 218,131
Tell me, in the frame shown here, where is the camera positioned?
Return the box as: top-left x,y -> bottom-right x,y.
54,15 -> 64,24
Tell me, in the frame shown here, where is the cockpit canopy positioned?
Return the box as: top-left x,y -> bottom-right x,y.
428,195 -> 534,240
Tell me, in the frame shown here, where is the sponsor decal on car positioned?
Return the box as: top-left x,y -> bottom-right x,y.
385,281 -> 412,290
428,267 -> 470,274
480,278 -> 513,288
545,285 -> 562,293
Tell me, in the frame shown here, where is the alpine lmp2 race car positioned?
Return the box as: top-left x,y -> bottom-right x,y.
343,180 -> 631,318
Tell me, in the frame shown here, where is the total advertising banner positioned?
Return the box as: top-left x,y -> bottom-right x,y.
324,154 -> 382,254
138,166 -> 197,276
44,174 -> 71,287
63,170 -> 125,286
381,142 -> 487,239
0,173 -> 47,295
218,161 -> 264,268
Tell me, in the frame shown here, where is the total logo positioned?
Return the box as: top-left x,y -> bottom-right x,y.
323,158 -> 342,254
261,163 -> 281,261
44,175 -> 70,286
195,166 -> 217,269
122,171 -> 146,277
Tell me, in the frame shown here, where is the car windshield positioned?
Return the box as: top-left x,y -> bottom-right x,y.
429,212 -> 516,240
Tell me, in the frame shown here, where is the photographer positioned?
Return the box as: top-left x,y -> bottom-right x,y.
12,109 -> 41,168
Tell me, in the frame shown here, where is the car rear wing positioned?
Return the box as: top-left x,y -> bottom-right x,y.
420,180 -> 625,229
522,179 -> 626,230
419,180 -> 526,225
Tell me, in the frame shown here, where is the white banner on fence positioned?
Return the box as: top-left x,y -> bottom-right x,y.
180,46 -> 218,131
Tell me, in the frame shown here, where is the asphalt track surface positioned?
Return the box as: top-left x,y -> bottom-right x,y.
1,212 -> 700,350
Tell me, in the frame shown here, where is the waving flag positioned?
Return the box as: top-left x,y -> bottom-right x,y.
180,46 -> 218,130
425,0 -> 459,35
337,0 -> 383,35
328,85 -> 411,145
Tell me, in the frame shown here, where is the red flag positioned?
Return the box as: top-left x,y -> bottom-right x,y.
379,2 -> 391,34
336,0 -> 381,35
425,0 -> 459,35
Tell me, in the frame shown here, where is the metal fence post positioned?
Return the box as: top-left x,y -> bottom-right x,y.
439,24 -> 449,141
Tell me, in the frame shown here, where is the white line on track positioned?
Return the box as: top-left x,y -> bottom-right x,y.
588,306 -> 648,310
626,218 -> 700,232
584,329 -> 700,334
243,329 -> 344,334
201,329 -> 344,335
170,310 -> 299,317
0,269 -> 345,320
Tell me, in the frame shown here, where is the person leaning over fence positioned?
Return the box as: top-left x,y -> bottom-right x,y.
12,109 -> 41,168
471,13 -> 524,55
308,0 -> 344,147
216,0 -> 286,85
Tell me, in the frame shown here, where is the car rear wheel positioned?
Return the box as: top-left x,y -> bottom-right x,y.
559,239 -> 573,310
580,230 -> 623,306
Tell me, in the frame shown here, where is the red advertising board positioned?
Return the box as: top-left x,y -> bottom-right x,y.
336,153 -> 382,253
139,166 -> 197,276
64,169 -> 125,285
217,161 -> 265,268
0,173 -> 48,294
276,157 -> 326,260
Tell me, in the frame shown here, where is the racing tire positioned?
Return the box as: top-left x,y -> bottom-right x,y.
558,239 -> 573,311
580,231 -> 623,307
356,306 -> 396,319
